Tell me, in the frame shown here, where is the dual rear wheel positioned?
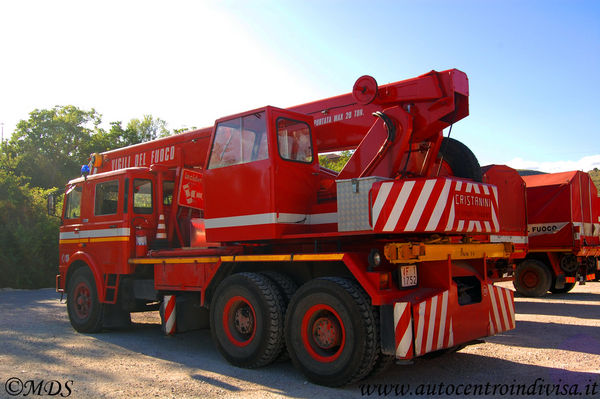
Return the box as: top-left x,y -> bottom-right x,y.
210,273 -> 384,386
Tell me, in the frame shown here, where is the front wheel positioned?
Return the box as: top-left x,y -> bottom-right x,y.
67,267 -> 104,333
285,277 -> 378,387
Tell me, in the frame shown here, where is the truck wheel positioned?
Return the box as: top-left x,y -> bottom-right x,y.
436,137 -> 483,182
549,283 -> 576,294
260,271 -> 298,361
210,272 -> 285,368
67,267 -> 104,333
513,260 -> 552,297
285,277 -> 378,387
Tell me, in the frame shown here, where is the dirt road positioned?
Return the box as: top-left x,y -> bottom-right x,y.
0,282 -> 598,398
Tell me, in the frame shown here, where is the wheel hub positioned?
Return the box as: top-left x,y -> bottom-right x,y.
522,270 -> 539,288
312,316 -> 341,349
234,306 -> 254,335
74,283 -> 91,318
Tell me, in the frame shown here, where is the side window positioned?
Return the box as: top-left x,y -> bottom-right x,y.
134,179 -> 153,214
163,181 -> 174,206
208,112 -> 267,169
64,185 -> 82,219
94,180 -> 119,216
277,118 -> 313,163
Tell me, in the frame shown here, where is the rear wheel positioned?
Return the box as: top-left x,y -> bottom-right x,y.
513,260 -> 552,297
436,137 -> 482,182
67,267 -> 104,333
285,277 -> 378,387
549,282 -> 576,294
210,273 -> 285,368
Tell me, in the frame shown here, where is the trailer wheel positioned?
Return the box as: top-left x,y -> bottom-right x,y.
285,277 -> 378,387
513,260 -> 552,297
549,283 -> 576,294
210,272 -> 285,368
67,267 -> 104,333
436,137 -> 483,182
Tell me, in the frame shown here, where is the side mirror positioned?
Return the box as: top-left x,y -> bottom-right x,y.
47,194 -> 56,216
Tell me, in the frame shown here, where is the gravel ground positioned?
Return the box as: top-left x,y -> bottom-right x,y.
0,282 -> 598,398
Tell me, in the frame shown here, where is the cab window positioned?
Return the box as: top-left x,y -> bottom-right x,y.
277,118 -> 313,163
64,185 -> 82,219
95,180 -> 119,216
208,112 -> 267,168
134,179 -> 153,214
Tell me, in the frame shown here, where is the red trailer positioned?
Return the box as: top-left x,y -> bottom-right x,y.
51,70 -> 523,386
513,171 -> 600,296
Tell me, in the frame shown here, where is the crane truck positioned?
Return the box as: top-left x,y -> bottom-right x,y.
50,69 -> 522,387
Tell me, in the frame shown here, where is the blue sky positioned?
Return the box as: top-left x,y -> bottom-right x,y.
1,0 -> 598,172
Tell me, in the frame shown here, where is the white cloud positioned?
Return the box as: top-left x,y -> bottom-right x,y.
507,155 -> 600,173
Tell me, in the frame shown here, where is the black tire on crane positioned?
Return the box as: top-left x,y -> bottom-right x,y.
363,305 -> 394,379
513,259 -> 552,297
67,267 -> 104,333
284,277 -> 378,387
210,272 -> 285,368
437,137 -> 483,182
260,271 -> 298,304
549,282 -> 576,294
260,271 -> 299,362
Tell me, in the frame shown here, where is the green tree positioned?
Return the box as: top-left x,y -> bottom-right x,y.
5,106 -> 102,189
126,115 -> 170,143
318,150 -> 353,172
0,170 -> 59,288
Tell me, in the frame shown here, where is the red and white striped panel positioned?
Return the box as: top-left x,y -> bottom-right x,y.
162,295 -> 176,335
487,285 -> 515,335
413,290 -> 454,357
371,178 -> 500,234
393,302 -> 414,359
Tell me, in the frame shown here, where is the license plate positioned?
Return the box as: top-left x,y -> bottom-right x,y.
400,265 -> 418,288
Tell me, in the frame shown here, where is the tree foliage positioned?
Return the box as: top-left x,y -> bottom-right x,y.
318,151 -> 353,172
0,105 -> 171,288
0,170 -> 59,288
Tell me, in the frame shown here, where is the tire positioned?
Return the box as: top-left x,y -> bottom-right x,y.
67,267 -> 104,333
437,137 -> 482,182
260,271 -> 298,362
210,273 -> 285,368
513,260 -> 552,297
260,271 -> 298,303
549,282 -> 576,294
285,277 -> 378,387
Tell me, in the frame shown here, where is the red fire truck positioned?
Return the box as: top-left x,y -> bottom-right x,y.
512,171 -> 600,297
51,70 -> 522,386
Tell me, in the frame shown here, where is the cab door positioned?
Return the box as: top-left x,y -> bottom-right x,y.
270,109 -> 319,235
203,109 -> 273,242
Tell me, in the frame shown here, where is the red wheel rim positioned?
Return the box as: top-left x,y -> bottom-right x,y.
521,269 -> 539,288
74,282 -> 92,319
222,296 -> 256,347
301,304 -> 346,363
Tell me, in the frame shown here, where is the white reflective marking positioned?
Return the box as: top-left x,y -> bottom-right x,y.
425,296 -> 438,354
406,180 -> 436,231
383,181 -> 415,231
372,182 -> 393,226
426,179 -> 451,231
436,291 -> 448,350
415,302 -> 426,356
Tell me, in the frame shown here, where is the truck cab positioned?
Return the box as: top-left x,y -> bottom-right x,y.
57,168 -> 174,298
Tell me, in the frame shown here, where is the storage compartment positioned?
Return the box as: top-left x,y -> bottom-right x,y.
336,177 -> 390,232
